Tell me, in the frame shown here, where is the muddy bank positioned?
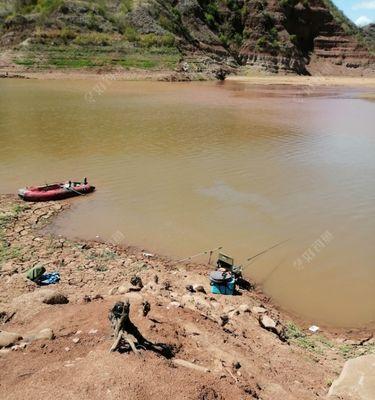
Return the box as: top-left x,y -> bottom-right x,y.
0,68 -> 205,82
0,194 -> 374,400
2,65 -> 375,86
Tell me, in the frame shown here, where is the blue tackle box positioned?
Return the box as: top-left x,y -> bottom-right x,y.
209,271 -> 235,295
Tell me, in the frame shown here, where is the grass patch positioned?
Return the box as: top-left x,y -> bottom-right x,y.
100,250 -> 117,261
0,245 -> 22,265
14,58 -> 35,66
0,206 -> 27,268
285,323 -> 322,353
338,342 -> 375,359
88,249 -> 117,262
13,204 -> 29,214
285,323 -> 335,354
13,43 -> 181,70
285,322 -> 375,359
118,58 -> 158,69
338,344 -> 356,359
48,58 -> 98,68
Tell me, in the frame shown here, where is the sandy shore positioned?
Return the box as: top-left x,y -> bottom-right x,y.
0,194 -> 374,399
227,75 -> 375,87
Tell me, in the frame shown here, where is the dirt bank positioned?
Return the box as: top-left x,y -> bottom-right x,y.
1,56 -> 375,85
0,66 -> 189,82
0,195 -> 374,400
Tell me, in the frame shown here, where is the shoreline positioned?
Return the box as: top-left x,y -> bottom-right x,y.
1,193 -> 373,335
1,194 -> 374,399
43,199 -> 375,335
1,66 -> 375,87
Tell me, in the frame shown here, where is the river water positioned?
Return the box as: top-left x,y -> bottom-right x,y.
0,79 -> 374,327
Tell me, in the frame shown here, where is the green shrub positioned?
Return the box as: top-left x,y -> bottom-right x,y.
219,33 -> 229,46
123,26 -> 139,42
120,0 -> 133,13
35,0 -> 63,15
60,27 -> 77,42
139,33 -> 175,48
74,32 -> 113,46
256,36 -> 267,48
322,0 -> 359,35
204,12 -> 216,26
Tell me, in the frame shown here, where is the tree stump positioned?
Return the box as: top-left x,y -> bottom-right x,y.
108,300 -> 174,358
109,300 -> 139,354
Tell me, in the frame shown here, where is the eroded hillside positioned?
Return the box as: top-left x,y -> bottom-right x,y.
0,0 -> 374,77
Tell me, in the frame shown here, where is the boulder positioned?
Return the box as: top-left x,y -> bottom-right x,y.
11,342 -> 28,351
118,284 -> 141,294
259,315 -> 277,331
238,304 -> 251,313
252,306 -> 267,314
24,328 -> 54,342
259,316 -> 287,341
35,328 -> 54,340
42,292 -> 69,305
220,314 -> 229,327
192,284 -> 206,294
130,275 -> 143,288
328,354 -> 375,400
0,331 -> 22,348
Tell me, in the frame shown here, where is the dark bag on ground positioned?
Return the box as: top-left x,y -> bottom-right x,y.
26,265 -> 46,282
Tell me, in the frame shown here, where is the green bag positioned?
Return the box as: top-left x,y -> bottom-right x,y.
26,265 -> 46,282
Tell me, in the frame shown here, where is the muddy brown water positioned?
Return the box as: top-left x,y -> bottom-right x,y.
0,79 -> 374,328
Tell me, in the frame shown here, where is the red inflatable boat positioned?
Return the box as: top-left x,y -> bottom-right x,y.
18,180 -> 95,202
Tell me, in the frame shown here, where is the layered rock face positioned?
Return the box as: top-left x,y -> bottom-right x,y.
362,23 -> 375,53
0,0 -> 373,75
221,0 -> 373,74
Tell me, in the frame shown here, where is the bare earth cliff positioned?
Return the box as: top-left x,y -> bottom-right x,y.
0,0 -> 374,77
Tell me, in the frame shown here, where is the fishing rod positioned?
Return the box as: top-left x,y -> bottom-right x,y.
178,246 -> 223,263
243,238 -> 291,268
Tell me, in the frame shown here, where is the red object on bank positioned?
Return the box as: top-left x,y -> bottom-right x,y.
18,180 -> 95,202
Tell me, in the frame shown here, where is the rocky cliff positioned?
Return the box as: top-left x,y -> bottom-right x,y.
362,23 -> 375,53
0,0 -> 373,76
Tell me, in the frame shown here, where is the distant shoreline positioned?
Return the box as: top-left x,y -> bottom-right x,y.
1,67 -> 375,87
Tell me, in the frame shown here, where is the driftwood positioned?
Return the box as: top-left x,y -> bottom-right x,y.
108,300 -> 174,358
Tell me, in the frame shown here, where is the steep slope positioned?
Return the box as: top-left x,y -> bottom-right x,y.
0,0 -> 373,76
362,23 -> 375,53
